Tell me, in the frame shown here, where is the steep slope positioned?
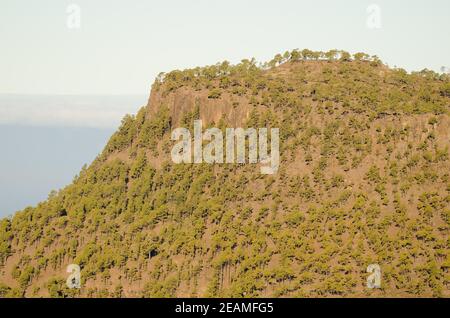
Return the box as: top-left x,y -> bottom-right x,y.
1,50 -> 449,298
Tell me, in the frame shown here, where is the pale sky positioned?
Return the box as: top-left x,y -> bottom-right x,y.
0,0 -> 449,216
1,0 -> 449,97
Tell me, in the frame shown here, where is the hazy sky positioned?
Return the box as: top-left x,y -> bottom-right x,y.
0,125 -> 114,217
0,94 -> 147,127
0,0 -> 449,217
0,95 -> 147,217
1,0 -> 449,97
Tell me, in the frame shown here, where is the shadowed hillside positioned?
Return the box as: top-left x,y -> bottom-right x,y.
1,49 -> 449,298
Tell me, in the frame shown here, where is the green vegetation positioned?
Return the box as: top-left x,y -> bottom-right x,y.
0,50 -> 448,297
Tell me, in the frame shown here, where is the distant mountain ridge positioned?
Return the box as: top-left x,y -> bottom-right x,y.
0,94 -> 147,128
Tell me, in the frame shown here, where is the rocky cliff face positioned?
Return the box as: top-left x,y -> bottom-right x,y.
147,86 -> 253,127
1,52 -> 449,298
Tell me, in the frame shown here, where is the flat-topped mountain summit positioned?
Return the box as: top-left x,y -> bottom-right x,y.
1,50 -> 449,298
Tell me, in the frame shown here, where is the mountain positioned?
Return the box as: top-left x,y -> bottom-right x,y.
1,50 -> 449,298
